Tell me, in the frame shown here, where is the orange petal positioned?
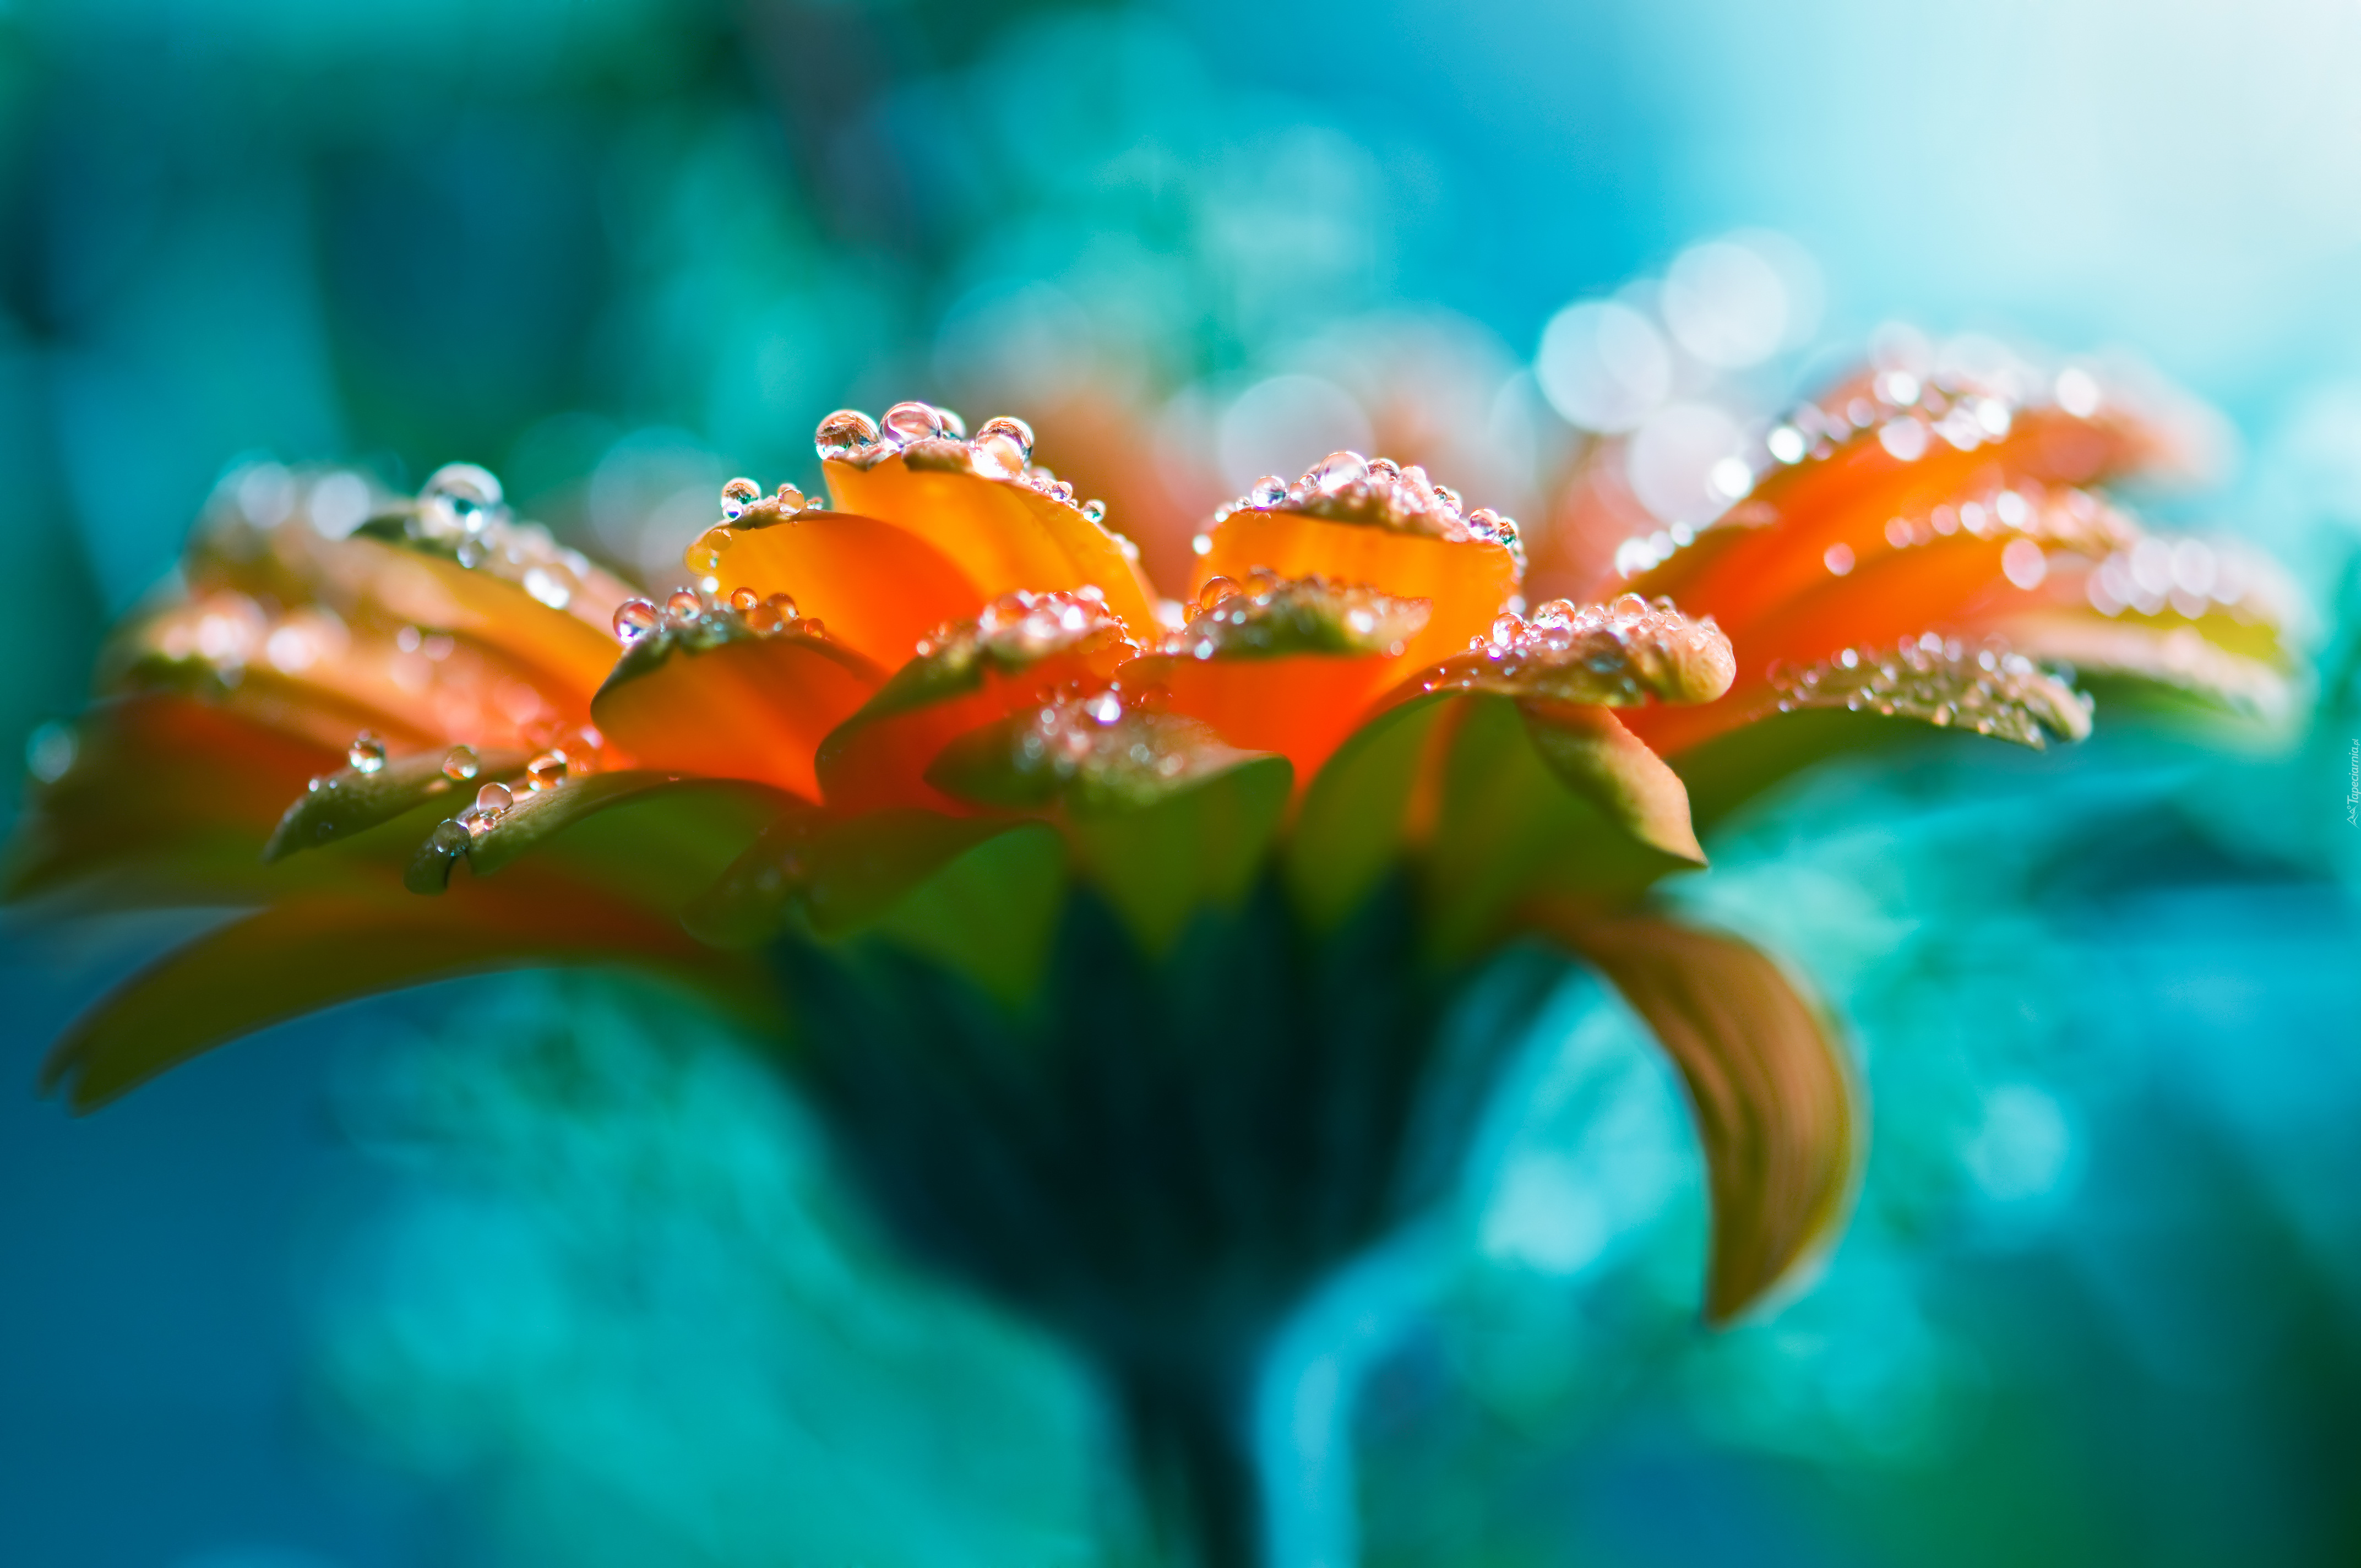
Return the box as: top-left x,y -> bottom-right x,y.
824,453 -> 1162,639
333,536 -> 623,712
1120,574 -> 1434,786
692,509 -> 987,671
592,619 -> 883,802
1195,508 -> 1517,670
1630,384 -> 2173,640
815,591 -> 1136,812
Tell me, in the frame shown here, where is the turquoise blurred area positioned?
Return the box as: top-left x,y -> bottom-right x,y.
4,0 -> 2359,1563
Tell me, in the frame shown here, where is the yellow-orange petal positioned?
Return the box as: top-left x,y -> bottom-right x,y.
692,509 -> 987,671
824,453 -> 1162,639
592,617 -> 883,802
1195,508 -> 1517,671
815,591 -> 1138,812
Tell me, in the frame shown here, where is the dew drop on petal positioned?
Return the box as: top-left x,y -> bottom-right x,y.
728,586 -> 760,614
1081,498 -> 1107,524
1249,475 -> 1287,508
442,745 -> 480,782
418,462 -> 503,540
613,598 -> 661,641
719,477 -> 762,519
774,482 -> 806,511
815,409 -> 882,462
348,732 -> 387,774
881,401 -> 945,445
1196,576 -> 1240,613
666,590 -> 704,622
525,751 -> 568,792
475,781 -> 514,815
766,590 -> 799,618
1309,450 -> 1369,496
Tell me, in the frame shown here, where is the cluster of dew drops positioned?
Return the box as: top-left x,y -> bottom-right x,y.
816,402 -> 1114,529
342,726 -> 585,859
1769,633 -> 2090,744
1432,592 -> 1726,703
611,582 -> 813,648
1207,450 -> 1525,571
1612,363 -> 2073,580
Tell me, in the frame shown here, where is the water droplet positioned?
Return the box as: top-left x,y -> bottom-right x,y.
455,537 -> 488,568
613,598 -> 660,641
1196,576 -> 1240,614
798,617 -> 825,638
1609,592 -> 1648,623
427,818 -> 472,860
815,409 -> 882,462
417,462 -> 503,541
684,527 -> 733,575
1249,475 -> 1287,508
442,745 -> 480,782
348,732 -> 387,774
1309,450 -> 1369,497
728,586 -> 760,614
720,477 -> 761,519
881,401 -> 945,445
972,415 -> 1029,460
666,590 -> 703,623
475,781 -> 514,815
1081,498 -> 1107,524
767,591 -> 798,619
774,482 -> 807,510
525,751 -> 568,792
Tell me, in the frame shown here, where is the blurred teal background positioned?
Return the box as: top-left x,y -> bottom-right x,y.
5,0 -> 2361,1563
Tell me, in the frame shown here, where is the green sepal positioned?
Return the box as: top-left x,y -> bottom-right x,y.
687,809 -> 1021,945
1519,701 -> 1705,866
1284,694 -> 1452,932
1068,755 -> 1292,955
406,771 -> 792,900
265,749 -> 523,862
1422,694 -> 1704,960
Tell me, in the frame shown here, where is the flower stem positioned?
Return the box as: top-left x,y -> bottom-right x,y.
1119,1355 -> 1269,1568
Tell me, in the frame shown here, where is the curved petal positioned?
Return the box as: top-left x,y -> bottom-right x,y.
693,508 -> 988,671
1520,906 -> 1861,1324
592,618 -> 884,802
824,454 -> 1162,639
327,534 -> 623,712
1195,508 -> 1517,670
814,592 -> 1136,812
6,696 -> 337,908
1633,380 -> 2176,633
1119,575 -> 1434,787
42,892 -> 776,1112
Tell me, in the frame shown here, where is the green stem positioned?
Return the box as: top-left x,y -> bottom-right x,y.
1121,1359 -> 1269,1568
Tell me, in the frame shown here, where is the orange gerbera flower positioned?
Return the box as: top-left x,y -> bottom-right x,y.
5,363 -> 2291,1564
